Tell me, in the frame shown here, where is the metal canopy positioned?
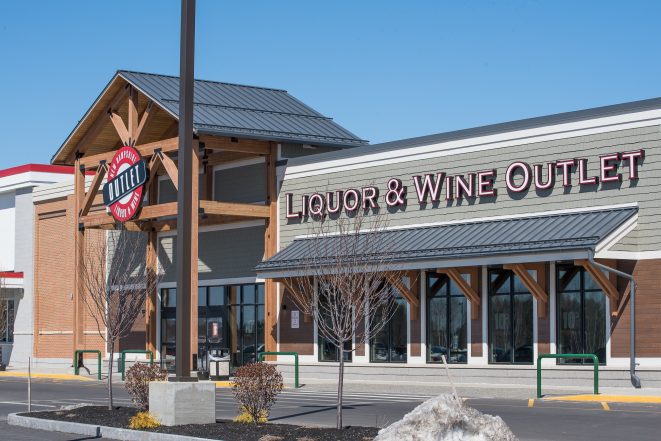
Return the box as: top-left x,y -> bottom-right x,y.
256,206 -> 637,278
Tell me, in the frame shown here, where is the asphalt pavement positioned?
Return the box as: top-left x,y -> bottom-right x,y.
1,376 -> 660,440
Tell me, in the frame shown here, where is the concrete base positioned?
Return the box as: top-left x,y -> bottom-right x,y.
149,381 -> 216,426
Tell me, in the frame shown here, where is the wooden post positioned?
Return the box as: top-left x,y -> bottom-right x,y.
73,157 -> 85,352
264,142 -> 278,361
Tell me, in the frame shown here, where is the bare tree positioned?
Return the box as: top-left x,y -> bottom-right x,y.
80,226 -> 158,410
285,208 -> 409,429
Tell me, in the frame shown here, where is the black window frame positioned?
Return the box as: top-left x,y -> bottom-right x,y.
426,273 -> 468,364
488,268 -> 534,365
555,264 -> 607,365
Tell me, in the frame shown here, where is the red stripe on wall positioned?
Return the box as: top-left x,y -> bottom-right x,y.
0,164 -> 77,179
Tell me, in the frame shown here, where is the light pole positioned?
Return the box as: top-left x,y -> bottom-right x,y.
174,0 -> 196,381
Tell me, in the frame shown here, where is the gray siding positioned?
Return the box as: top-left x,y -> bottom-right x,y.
158,179 -> 177,204
158,225 -> 266,283
279,125 -> 661,252
281,143 -> 340,159
214,163 -> 266,203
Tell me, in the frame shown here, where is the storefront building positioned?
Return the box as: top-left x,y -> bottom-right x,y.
260,99 -> 660,382
30,71 -> 661,385
0,164 -> 76,368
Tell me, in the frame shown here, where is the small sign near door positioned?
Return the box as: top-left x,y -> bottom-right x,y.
291,310 -> 300,329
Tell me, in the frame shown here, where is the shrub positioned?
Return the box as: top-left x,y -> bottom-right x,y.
232,362 -> 283,424
128,411 -> 161,429
124,363 -> 168,410
234,406 -> 268,424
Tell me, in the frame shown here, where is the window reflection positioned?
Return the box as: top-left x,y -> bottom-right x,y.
426,274 -> 467,364
557,264 -> 606,364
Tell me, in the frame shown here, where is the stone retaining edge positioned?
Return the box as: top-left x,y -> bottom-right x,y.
7,413 -> 222,441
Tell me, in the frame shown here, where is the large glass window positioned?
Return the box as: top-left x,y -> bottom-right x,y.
370,294 -> 407,363
160,283 -> 264,372
317,289 -> 352,362
488,269 -> 533,364
0,299 -> 14,343
556,264 -> 607,364
427,274 -> 467,363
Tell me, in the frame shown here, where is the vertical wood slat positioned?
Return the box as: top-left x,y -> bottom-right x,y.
264,142 -> 278,361
128,86 -> 139,145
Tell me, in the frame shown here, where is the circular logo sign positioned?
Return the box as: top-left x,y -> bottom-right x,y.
102,146 -> 148,222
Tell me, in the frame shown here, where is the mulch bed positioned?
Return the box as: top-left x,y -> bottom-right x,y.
24,406 -> 379,441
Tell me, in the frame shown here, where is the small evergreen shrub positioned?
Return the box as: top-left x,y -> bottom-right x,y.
232,362 -> 283,424
124,363 -> 168,410
128,411 -> 161,429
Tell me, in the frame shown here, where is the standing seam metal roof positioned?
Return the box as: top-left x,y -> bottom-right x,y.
117,70 -> 367,147
255,207 -> 637,275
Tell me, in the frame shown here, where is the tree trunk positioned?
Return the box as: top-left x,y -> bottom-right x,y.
337,342 -> 345,430
107,343 -> 114,411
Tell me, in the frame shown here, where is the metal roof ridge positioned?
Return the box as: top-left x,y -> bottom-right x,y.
194,124 -> 368,143
117,69 -> 288,92
159,98 -> 334,120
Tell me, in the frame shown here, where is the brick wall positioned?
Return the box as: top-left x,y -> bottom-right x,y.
611,259 -> 661,358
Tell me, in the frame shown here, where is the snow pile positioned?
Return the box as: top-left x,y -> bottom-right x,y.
375,394 -> 518,441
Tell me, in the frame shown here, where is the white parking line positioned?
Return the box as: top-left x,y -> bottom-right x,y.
0,401 -> 57,408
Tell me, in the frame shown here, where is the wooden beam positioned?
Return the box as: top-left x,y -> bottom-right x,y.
80,201 -> 179,228
158,151 -> 179,190
109,111 -> 130,146
199,200 -> 270,218
575,260 -> 620,302
264,143 -> 278,358
199,134 -> 270,155
80,136 -> 179,169
134,101 -> 155,146
128,86 -> 139,145
79,162 -> 107,217
504,263 -> 549,318
386,273 -> 419,320
71,84 -> 130,160
437,268 -> 481,320
145,153 -> 163,199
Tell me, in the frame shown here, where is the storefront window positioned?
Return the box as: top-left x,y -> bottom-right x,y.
317,289 -> 352,362
160,284 -> 265,372
0,299 -> 14,343
488,269 -> 533,364
556,264 -> 607,364
427,274 -> 467,363
370,295 -> 407,363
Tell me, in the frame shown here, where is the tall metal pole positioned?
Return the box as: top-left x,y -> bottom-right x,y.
175,0 -> 196,380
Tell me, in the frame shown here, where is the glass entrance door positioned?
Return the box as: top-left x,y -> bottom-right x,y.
488,269 -> 534,364
160,283 -> 265,373
426,273 -> 467,363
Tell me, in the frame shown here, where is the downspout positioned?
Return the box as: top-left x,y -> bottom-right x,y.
588,250 -> 641,388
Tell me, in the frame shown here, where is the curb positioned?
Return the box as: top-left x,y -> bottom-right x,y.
544,394 -> 661,404
0,372 -> 93,381
7,413 -> 222,441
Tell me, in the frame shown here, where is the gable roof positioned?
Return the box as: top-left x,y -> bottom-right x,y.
53,70 -> 367,164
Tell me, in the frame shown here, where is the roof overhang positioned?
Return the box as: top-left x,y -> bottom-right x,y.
256,206 -> 638,279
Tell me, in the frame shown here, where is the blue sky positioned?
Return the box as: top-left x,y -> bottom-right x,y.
1,1 -> 660,169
